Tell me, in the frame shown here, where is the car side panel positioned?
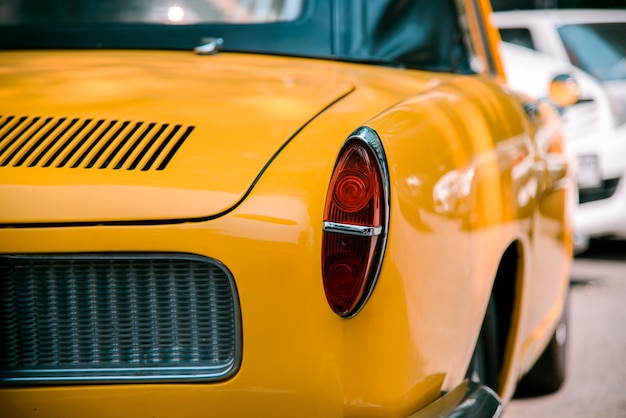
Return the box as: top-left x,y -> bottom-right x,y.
363,73 -> 572,404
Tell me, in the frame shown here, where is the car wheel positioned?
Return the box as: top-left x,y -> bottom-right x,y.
515,293 -> 569,397
466,296 -> 500,391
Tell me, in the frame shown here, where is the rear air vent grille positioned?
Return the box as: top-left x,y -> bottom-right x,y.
0,115 -> 193,170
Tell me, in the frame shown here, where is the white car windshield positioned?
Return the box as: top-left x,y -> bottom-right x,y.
558,22 -> 626,82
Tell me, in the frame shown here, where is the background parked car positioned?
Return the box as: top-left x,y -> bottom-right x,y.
495,10 -> 626,252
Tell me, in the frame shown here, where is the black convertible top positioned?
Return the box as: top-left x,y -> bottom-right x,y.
0,0 -> 471,73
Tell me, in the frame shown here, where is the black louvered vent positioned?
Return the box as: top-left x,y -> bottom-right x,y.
0,115 -> 193,170
0,254 -> 241,385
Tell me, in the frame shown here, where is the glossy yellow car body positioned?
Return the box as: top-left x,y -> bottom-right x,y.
0,0 -> 573,417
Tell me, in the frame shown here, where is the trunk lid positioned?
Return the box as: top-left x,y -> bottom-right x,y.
0,50 -> 353,223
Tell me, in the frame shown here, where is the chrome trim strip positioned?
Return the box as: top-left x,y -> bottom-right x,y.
408,380 -> 503,418
323,221 -> 382,237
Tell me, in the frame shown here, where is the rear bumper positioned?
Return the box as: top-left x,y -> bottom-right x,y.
409,380 -> 502,418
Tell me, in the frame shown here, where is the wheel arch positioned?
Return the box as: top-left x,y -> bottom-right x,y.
490,239 -> 526,396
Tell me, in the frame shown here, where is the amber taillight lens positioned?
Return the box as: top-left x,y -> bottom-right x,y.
322,130 -> 388,317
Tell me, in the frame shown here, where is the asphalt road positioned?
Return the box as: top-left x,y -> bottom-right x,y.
504,239 -> 626,418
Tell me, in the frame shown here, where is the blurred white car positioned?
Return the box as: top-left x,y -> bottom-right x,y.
500,41 -> 626,252
493,9 -> 626,105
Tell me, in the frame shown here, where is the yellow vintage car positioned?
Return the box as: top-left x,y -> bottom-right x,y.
0,0 -> 575,416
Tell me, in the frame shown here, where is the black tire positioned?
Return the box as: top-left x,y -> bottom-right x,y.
466,296 -> 501,391
515,294 -> 569,397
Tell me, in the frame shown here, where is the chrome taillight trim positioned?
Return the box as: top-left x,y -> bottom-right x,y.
347,127 -> 390,317
323,221 -> 382,237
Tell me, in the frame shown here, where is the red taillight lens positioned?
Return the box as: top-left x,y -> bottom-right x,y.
333,169 -> 372,213
322,132 -> 388,317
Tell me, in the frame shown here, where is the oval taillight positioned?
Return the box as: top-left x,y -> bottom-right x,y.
322,128 -> 389,317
